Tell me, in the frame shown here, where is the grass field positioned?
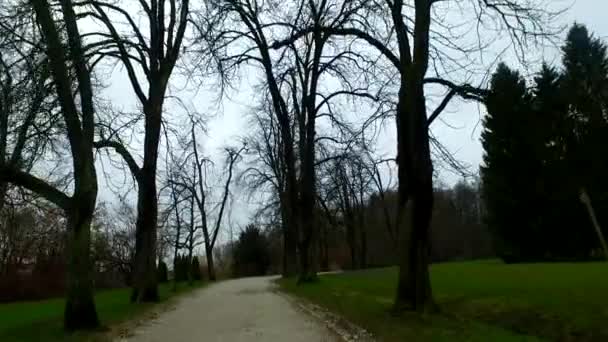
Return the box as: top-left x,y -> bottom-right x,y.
279,260 -> 608,341
0,282 -> 204,342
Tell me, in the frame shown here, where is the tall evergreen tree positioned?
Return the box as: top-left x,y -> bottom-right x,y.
482,25 -> 608,261
482,63 -> 543,261
561,24 -> 608,252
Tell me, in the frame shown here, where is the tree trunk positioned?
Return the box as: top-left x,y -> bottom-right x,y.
131,102 -> 162,302
283,227 -> 298,277
64,197 -> 99,331
131,175 -> 159,302
393,82 -> 436,313
205,242 -> 216,281
172,221 -> 180,292
280,193 -> 298,277
394,186 -> 435,312
297,187 -> 318,283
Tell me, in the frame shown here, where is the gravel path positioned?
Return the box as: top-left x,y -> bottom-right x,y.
121,276 -> 338,342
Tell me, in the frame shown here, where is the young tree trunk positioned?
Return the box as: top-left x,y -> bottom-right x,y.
64,193 -> 99,331
205,241 -> 216,281
131,172 -> 159,302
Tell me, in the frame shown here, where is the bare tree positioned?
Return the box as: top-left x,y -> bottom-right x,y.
0,0 -> 102,330
168,120 -> 245,281
0,1 -> 60,235
279,0 -> 558,311
242,108 -> 290,274
206,0 -> 383,281
82,0 -> 191,302
165,163 -> 191,288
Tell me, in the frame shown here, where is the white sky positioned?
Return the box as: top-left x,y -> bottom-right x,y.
91,0 -> 608,243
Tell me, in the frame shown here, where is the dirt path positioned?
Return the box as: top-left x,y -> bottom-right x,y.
120,276 -> 338,342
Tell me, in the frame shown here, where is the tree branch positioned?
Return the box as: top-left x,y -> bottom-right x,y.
0,165 -> 71,210
93,140 -> 142,180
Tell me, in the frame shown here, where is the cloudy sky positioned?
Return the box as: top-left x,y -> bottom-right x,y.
93,0 -> 608,240
199,0 -> 608,184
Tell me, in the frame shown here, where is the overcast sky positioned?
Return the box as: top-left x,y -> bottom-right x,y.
424,0 -> 608,185
93,0 -> 608,242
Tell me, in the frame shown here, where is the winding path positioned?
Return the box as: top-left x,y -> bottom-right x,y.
122,276 -> 338,342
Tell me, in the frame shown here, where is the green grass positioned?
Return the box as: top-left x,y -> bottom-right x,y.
0,282 -> 205,342
279,260 -> 608,341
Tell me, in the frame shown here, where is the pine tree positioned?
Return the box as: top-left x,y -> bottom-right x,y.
482,25 -> 608,261
482,63 -> 543,262
561,24 -> 608,257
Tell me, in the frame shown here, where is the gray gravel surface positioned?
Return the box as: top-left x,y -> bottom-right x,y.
121,276 -> 338,342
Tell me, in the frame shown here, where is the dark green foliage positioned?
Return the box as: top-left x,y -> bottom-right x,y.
173,255 -> 189,282
232,224 -> 271,277
482,24 -> 608,262
190,257 -> 202,281
157,261 -> 168,283
482,63 -> 540,261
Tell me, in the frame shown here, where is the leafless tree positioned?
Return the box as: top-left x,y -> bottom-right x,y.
279,0 -> 559,311
165,163 -> 191,288
93,202 -> 137,285
168,119 -> 245,280
0,0 -> 102,330
205,0 -> 384,281
0,1 -> 61,236
83,0 -> 191,302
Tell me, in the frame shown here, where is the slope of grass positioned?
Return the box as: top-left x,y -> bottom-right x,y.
0,281 -> 204,342
279,260 -> 608,341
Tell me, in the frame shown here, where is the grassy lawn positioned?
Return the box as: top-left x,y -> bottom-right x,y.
0,281 -> 205,342
279,260 -> 608,341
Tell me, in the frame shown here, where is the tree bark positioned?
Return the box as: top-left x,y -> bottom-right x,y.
393,78 -> 436,313
205,241 -> 216,281
280,196 -> 298,277
394,187 -> 435,312
64,199 -> 99,330
297,155 -> 318,283
131,167 -> 159,302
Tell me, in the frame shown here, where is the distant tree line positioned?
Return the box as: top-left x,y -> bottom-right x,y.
243,179 -> 493,275
482,24 -> 608,262
346,180 -> 493,267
